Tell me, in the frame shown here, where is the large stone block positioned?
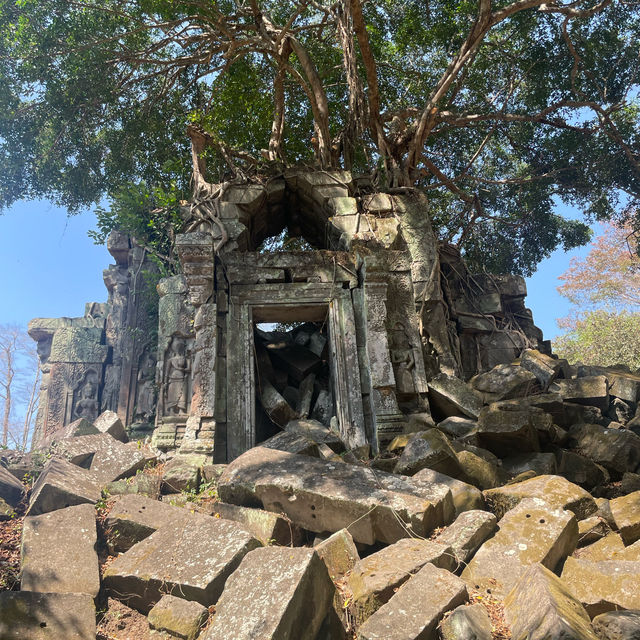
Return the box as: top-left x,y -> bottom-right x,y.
439,603 -> 492,640
609,490 -> 640,544
394,429 -> 462,477
103,516 -> 260,611
314,528 -> 359,579
461,498 -> 578,598
201,547 -> 334,640
0,465 -> 24,507
217,447 -> 451,544
407,468 -> 483,517
568,423 -> 640,475
475,405 -> 540,456
591,611 -> 640,640
428,374 -> 483,419
21,503 -> 99,597
0,592 -> 96,640
93,410 -> 128,442
27,457 -> 102,516
470,364 -> 539,403
148,594 -> 208,640
358,563 -> 468,640
504,563 -> 598,640
550,376 -> 610,411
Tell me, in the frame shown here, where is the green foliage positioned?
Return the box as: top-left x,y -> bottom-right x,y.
553,309 -> 640,371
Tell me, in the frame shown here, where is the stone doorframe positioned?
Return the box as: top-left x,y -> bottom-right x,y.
225,283 -> 367,460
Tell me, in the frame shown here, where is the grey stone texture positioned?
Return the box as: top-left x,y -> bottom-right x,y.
148,594 -> 209,640
0,465 -> 24,507
439,604 -> 492,640
591,611 -> 640,640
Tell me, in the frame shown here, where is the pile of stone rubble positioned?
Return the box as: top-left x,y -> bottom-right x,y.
0,349 -> 639,639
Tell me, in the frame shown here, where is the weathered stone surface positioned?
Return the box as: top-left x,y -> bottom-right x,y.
208,501 -> 302,546
470,364 -> 539,403
103,516 -> 260,611
201,547 -> 334,640
260,380 -> 299,427
591,610 -> 640,640
561,557 -> 640,616
550,375 -> 610,411
314,528 -> 359,579
504,563 -> 598,640
557,449 -> 610,489
568,423 -> 640,475
0,591 -> 96,640
483,475 -> 597,520
218,447 -> 450,544
521,349 -> 569,386
161,454 -> 206,493
428,373 -> 483,419
27,457 -> 102,515
476,405 -> 540,456
577,516 -> 612,547
349,538 -> 454,614
148,594 -> 208,640
456,450 -> 502,490
21,503 -> 99,597
610,490 -> 640,544
437,416 -> 477,439
461,498 -> 578,598
358,563 -> 468,640
94,410 -> 128,442
434,510 -> 498,569
502,452 -> 557,477
104,493 -> 193,552
577,366 -> 640,404
408,468 -> 484,516
394,429 -> 462,477
576,533 -> 626,562
44,418 -> 100,445
439,603 -> 492,640
260,430 -> 320,457
0,498 -> 15,520
105,472 -> 162,499
622,472 -> 640,494
285,418 -> 344,451
91,441 -> 157,484
0,465 -> 24,507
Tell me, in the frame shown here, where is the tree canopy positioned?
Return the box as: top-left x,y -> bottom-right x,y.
1,0 -> 640,274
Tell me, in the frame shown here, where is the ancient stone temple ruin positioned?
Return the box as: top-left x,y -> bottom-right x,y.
29,170 -> 547,460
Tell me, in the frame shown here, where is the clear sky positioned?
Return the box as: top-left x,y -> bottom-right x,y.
0,199 -> 594,342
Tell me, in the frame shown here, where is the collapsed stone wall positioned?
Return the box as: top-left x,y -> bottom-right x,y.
29,170 -> 546,457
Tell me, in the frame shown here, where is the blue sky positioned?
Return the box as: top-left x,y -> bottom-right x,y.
0,199 -> 594,341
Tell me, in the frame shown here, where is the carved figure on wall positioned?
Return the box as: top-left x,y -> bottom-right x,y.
390,323 -> 416,395
135,350 -> 157,421
74,373 -> 99,422
101,364 -> 120,413
165,337 -> 190,415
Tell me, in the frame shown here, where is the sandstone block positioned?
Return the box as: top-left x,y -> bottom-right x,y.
436,416 -> 477,439
105,472 -> 161,500
148,594 -> 208,640
502,452 -> 557,477
27,457 -> 102,515
285,418 -> 344,451
314,528 -> 359,579
575,532 -> 626,562
90,441 -> 157,484
0,465 -> 24,507
218,447 -> 451,544
577,516 -> 611,547
550,376 -> 610,411
21,503 -> 99,597
408,468 -> 483,516
260,430 -> 320,457
557,449 -> 610,489
0,591 -> 96,640
504,563 -> 598,640
394,429 -> 462,477
434,510 -> 498,569
349,538 -> 454,615
461,498 -> 578,598
94,410 -> 128,442
569,423 -> 640,475
428,373 -> 483,419
456,450 -> 502,490
483,474 -> 597,520
439,603 -> 492,640
561,557 -> 640,616
591,610 -> 640,640
161,453 -> 206,493
103,516 -> 260,611
476,406 -> 540,456
609,490 -> 640,544
470,363 -> 539,403
201,547 -> 334,640
358,563 -> 468,640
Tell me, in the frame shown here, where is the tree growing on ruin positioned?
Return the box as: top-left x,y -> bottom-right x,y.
1,0 -> 639,274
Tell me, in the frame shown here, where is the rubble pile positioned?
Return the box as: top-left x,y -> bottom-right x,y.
1,353 -> 639,639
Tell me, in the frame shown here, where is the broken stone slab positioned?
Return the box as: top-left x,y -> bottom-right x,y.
563,401 -> 609,428
27,457 -> 102,516
577,366 -> 640,404
0,465 -> 25,507
207,501 -> 303,546
483,474 -> 598,520
622,471 -> 640,494
569,423 -> 640,476
311,388 -> 333,426
148,594 -> 208,640
556,449 -> 610,489
104,493 -> 194,553
296,374 -> 316,418
550,375 -> 610,411
394,429 -> 462,478
218,446 -> 452,545
285,418 -> 344,452
610,490 -> 640,545
577,516 -> 612,547
201,547 -> 334,640
520,349 -> 569,389
161,454 -> 206,493
260,430 -> 320,457
561,557 -> 640,616
456,450 -> 503,490
40,418 -> 100,447
105,472 -> 162,500
260,380 -> 299,427
434,510 -> 498,569
436,416 -> 477,439
470,363 -> 539,403
475,405 -> 540,457
502,452 -> 558,477
439,603 -> 492,640
504,563 -> 598,640
93,410 -> 128,442
428,373 -> 483,419
90,440 -> 157,485
591,610 -> 640,640
0,591 -> 96,640
357,563 -> 468,640
0,498 -> 15,520
314,528 -> 359,579
103,516 -> 260,611
576,533 -> 626,562
21,503 -> 99,598
407,468 -> 484,516
461,498 -> 578,598
349,538 -> 455,616
267,343 -> 322,384
608,397 -> 635,425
